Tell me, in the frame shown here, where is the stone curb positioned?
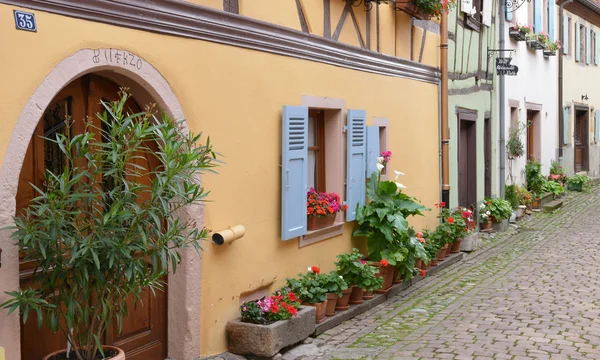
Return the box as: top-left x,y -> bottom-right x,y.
312,252 -> 464,336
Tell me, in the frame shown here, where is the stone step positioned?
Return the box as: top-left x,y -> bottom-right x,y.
543,198 -> 564,212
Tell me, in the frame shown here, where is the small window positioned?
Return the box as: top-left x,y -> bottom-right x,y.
593,32 -> 596,65
581,24 -> 586,62
308,110 -> 326,192
544,0 -> 549,34
373,118 -> 389,178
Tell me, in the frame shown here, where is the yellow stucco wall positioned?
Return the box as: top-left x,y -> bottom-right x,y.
0,4 -> 440,357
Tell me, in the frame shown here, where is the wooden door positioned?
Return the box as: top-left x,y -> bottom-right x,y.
574,111 -> 589,172
484,117 -> 491,198
458,118 -> 477,208
527,112 -> 535,161
16,74 -> 167,360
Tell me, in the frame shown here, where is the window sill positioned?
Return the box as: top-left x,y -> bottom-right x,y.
299,223 -> 345,247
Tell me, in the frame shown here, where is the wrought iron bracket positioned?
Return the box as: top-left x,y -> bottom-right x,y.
506,0 -> 532,13
350,0 -> 396,11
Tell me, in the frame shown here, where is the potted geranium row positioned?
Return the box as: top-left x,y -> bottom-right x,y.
1,92 -> 219,360
335,249 -> 383,305
286,266 -> 329,324
306,188 -> 347,230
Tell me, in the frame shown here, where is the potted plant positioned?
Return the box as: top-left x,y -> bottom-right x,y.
335,249 -> 383,305
354,154 -> 429,292
319,271 -> 348,316
567,173 -> 590,192
526,30 -> 544,49
549,161 -> 567,185
434,202 -> 469,254
228,288 -> 314,357
525,160 -> 547,208
544,39 -> 561,57
421,230 -> 441,267
543,180 -> 565,199
509,24 -> 530,41
286,266 -> 329,324
1,92 -> 219,360
479,201 -> 493,230
395,0 -> 456,20
487,197 -> 513,232
515,186 -> 532,215
306,188 -> 347,230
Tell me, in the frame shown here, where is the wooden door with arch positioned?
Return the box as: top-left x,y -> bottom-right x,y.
16,74 -> 167,360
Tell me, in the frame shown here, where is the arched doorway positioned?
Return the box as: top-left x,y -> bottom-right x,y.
16,74 -> 167,360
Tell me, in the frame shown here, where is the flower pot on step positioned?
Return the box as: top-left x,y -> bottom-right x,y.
43,347 -> 125,360
335,287 -> 353,311
308,301 -> 327,324
325,293 -> 338,317
349,286 -> 364,304
307,214 -> 335,231
374,264 -> 394,293
392,267 -> 403,284
363,290 -> 375,300
450,238 -> 462,253
444,243 -> 452,258
436,246 -> 447,261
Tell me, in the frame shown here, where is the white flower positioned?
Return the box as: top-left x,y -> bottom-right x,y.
479,203 -> 486,210
377,156 -> 385,163
376,163 -> 385,172
339,276 -> 344,279
395,182 -> 406,189
307,267 -> 312,272
394,170 -> 405,180
486,211 -> 491,215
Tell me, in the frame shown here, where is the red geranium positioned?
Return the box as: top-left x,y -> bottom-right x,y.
310,265 -> 321,274
380,259 -> 389,267
287,292 -> 297,302
420,269 -> 426,277
447,217 -> 454,224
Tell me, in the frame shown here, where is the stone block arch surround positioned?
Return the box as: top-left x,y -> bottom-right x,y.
0,48 -> 202,360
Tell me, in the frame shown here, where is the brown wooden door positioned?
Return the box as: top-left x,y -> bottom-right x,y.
527,112 -> 535,161
574,111 -> 588,172
484,117 -> 491,198
16,74 -> 167,360
458,118 -> 477,208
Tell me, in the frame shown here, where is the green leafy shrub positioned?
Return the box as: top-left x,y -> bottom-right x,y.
285,266 -> 328,304
334,249 -> 383,292
543,181 -> 565,197
486,197 -> 513,221
320,271 -> 349,297
505,184 -> 519,209
525,160 -> 546,197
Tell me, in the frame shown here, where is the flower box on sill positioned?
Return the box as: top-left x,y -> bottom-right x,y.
526,37 -> 544,50
509,28 -> 527,41
543,49 -> 556,57
395,0 -> 431,20
226,306 -> 316,357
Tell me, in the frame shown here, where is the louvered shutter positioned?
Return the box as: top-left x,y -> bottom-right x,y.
563,16 -> 569,55
482,0 -> 492,26
281,105 -> 308,240
564,106 -> 570,145
594,31 -> 600,65
548,1 -> 555,41
366,126 -> 381,179
346,110 -> 367,222
587,27 -> 591,64
575,21 -> 580,62
594,110 -> 600,142
534,0 -> 542,33
506,6 -> 513,22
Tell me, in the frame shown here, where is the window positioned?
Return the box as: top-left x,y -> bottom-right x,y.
593,32 -> 596,65
373,118 -> 389,178
581,24 -> 585,62
43,97 -> 71,177
308,110 -> 326,192
568,17 -> 572,55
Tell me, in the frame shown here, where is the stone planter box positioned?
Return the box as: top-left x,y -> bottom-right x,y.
460,233 -> 479,252
492,219 -> 508,232
539,193 -> 554,208
226,306 -> 316,357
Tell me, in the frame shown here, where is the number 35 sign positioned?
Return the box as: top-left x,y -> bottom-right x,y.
13,10 -> 37,32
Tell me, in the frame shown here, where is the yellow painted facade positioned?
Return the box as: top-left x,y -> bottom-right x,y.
0,1 -> 441,357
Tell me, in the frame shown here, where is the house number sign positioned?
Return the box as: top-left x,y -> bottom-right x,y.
14,10 -> 36,32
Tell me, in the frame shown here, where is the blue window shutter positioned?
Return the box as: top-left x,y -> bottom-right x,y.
564,107 -> 570,145
281,105 -> 308,240
594,31 -> 600,65
548,2 -> 555,41
366,126 -> 380,179
594,109 -> 600,142
587,27 -> 591,64
346,110 -> 366,222
506,6 -> 513,22
563,16 -> 569,55
575,22 -> 580,62
534,0 -> 542,33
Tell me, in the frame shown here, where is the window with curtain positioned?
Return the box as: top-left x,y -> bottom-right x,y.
307,110 -> 326,192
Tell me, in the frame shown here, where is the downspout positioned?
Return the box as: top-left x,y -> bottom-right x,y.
438,77 -> 443,209
498,0 -> 506,198
441,11 -> 450,207
559,0 -> 574,160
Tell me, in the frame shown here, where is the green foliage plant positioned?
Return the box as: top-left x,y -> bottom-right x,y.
515,185 -> 533,207
505,184 -> 520,209
1,90 -> 219,360
549,160 -> 567,184
524,159 -> 547,197
320,271 -> 349,297
543,181 -> 565,198
434,202 -> 469,244
285,268 -> 328,304
334,249 -> 383,292
486,197 -> 513,221
567,173 -> 591,191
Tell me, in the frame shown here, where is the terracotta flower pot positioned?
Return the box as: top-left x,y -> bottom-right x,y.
335,287 -> 353,311
43,346 -> 125,360
309,301 -> 327,324
307,214 -> 335,230
349,286 -> 364,304
430,257 -> 439,266
450,239 -> 462,254
444,243 -> 452,258
437,246 -> 446,262
480,222 -> 492,230
363,290 -> 375,300
373,263 -> 394,293
392,267 -> 403,284
325,293 -> 338,317
415,259 -> 423,269
422,261 -> 431,270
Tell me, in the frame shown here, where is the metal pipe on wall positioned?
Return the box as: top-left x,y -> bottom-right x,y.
499,0 -> 506,199
558,0 -> 574,160
441,11 -> 450,207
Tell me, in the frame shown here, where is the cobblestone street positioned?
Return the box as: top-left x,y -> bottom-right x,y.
279,188 -> 600,360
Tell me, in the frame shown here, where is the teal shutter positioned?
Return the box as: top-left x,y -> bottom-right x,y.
587,27 -> 591,64
281,105 -> 308,240
594,31 -> 600,65
346,110 -> 367,222
534,0 -> 542,33
506,6 -> 513,22
366,126 -> 381,178
594,109 -> 600,142
548,1 -> 555,41
564,106 -> 570,145
575,21 -> 580,62
563,16 -> 569,55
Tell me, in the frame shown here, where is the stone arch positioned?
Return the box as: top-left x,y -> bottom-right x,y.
0,48 -> 201,360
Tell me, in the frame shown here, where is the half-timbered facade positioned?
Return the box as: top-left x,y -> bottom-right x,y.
0,0 -> 443,358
